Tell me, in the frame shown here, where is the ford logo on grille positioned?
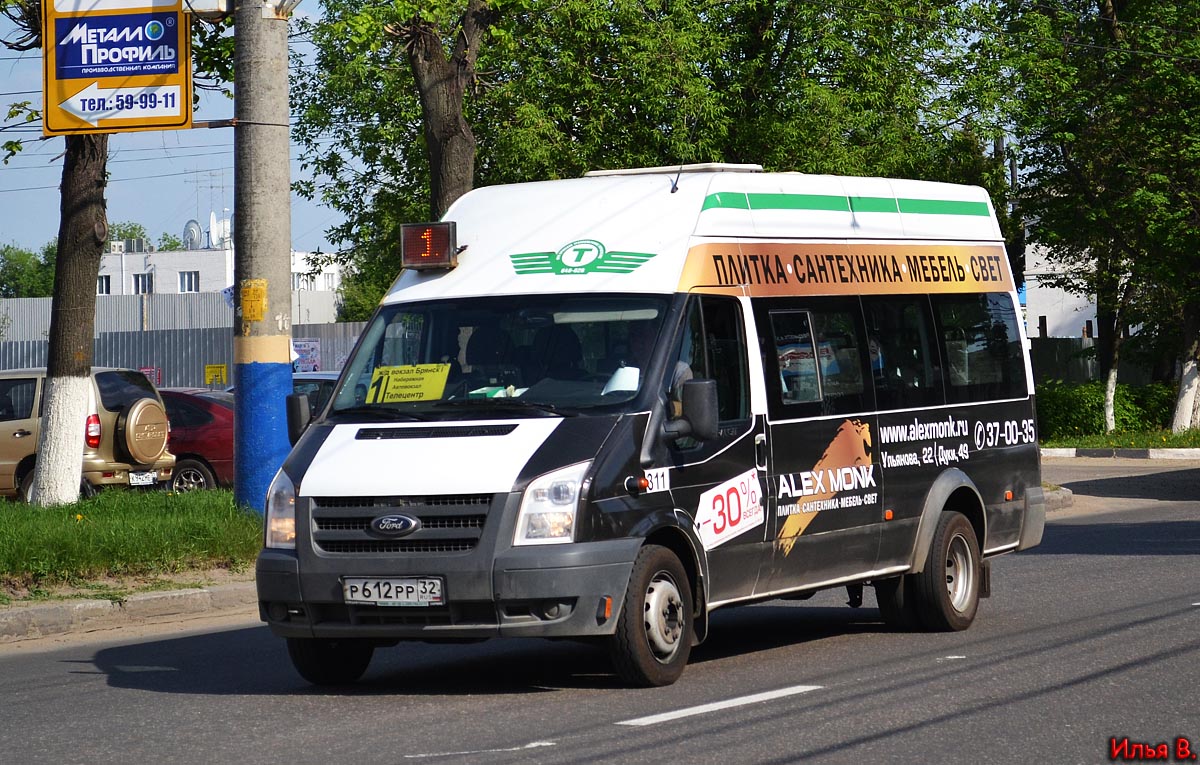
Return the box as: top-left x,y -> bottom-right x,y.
369,514 -> 422,538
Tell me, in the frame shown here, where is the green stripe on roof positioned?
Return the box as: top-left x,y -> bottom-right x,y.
848,196 -> 898,214
897,198 -> 990,216
701,192 -> 990,216
701,192 -> 750,210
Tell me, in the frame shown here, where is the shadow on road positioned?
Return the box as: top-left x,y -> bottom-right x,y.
1028,518 -> 1200,556
1058,466 -> 1200,501
86,601 -> 893,696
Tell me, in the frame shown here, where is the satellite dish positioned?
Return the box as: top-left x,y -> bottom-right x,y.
208,211 -> 218,248
183,220 -> 203,251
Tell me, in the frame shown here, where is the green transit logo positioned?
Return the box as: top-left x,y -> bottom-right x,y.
509,239 -> 656,276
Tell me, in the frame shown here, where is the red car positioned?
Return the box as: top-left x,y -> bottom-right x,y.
160,388 -> 234,491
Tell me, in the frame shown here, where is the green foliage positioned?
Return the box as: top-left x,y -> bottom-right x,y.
0,242 -> 56,298
0,489 -> 261,592
1035,381 -> 1175,440
157,232 -> 184,251
295,0 -> 1021,305
108,220 -> 148,242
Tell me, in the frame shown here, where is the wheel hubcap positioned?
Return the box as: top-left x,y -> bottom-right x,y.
174,468 -> 205,492
643,573 -> 684,662
945,532 -> 975,612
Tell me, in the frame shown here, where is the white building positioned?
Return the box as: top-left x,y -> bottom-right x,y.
96,235 -> 343,299
1023,244 -> 1097,339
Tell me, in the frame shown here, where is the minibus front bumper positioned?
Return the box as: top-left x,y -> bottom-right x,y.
256,536 -> 643,641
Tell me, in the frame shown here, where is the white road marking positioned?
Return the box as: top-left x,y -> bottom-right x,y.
403,742 -> 555,759
616,685 -> 822,727
939,655 -> 967,661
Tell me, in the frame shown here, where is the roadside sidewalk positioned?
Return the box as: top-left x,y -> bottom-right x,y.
0,581 -> 257,645
1041,447 -> 1200,459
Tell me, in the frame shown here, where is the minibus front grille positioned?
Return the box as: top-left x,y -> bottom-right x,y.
309,494 -> 497,555
317,539 -> 478,554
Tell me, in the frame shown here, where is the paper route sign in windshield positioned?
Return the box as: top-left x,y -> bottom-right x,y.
367,365 -> 452,403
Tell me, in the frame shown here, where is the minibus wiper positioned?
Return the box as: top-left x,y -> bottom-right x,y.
329,405 -> 429,421
433,398 -> 572,417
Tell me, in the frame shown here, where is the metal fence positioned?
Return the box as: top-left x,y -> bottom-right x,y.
0,322 -> 366,388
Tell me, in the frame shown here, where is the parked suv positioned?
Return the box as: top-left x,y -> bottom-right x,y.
0,368 -> 175,501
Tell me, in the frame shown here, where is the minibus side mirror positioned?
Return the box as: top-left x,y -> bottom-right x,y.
662,379 -> 719,443
286,392 -> 312,446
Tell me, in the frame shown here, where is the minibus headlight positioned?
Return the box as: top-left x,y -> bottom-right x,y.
514,461 -> 590,546
265,469 -> 297,550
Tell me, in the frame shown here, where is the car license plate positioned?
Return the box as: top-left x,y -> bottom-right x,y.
129,471 -> 157,486
343,577 -> 443,607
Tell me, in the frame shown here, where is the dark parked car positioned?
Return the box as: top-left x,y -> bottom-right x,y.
160,388 -> 234,492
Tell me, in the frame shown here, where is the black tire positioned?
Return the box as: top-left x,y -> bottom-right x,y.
912,511 -> 980,631
874,574 -> 920,630
608,544 -> 693,687
171,458 -> 216,492
17,471 -> 95,503
286,637 -> 374,686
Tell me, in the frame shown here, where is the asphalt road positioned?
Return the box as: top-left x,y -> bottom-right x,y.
0,458 -> 1196,764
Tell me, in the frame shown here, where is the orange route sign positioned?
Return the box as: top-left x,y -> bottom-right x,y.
42,0 -> 192,136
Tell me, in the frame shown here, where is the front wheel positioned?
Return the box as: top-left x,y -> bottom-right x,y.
286,637 -> 374,685
912,511 -> 980,631
608,544 -> 693,687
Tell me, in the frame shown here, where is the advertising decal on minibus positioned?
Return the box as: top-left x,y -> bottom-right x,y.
679,243 -> 1013,295
777,419 -> 876,555
695,468 -> 764,550
510,239 -> 656,275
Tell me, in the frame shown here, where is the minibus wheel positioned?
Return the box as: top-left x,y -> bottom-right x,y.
609,544 -> 693,687
913,511 -> 980,631
286,637 -> 374,685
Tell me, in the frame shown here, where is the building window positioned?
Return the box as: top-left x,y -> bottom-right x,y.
133,272 -> 154,295
179,271 -> 200,293
323,273 -> 335,291
292,273 -> 315,290
97,275 -> 111,295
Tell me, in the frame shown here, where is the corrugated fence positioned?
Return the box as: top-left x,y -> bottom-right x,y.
0,322 -> 365,388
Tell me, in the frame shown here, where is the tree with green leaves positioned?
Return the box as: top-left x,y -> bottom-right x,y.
296,0 -> 1021,320
1,0 -> 235,505
1000,0 -> 1200,432
0,241 -> 56,298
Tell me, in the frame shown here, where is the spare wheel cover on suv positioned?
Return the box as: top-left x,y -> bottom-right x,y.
120,397 -> 170,464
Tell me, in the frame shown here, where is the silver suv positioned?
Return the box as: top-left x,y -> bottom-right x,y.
0,368 -> 175,501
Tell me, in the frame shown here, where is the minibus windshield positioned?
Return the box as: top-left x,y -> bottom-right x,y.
329,294 -> 672,418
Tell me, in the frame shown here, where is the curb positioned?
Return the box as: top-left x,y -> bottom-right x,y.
0,581 -> 257,645
1041,447 -> 1200,459
1045,487 -> 1074,512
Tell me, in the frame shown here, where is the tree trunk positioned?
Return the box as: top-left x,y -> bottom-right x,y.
1172,304 -> 1200,433
405,0 -> 494,219
1103,325 -> 1123,433
29,134 -> 109,506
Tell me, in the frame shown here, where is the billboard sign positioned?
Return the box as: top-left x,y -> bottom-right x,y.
42,0 -> 192,135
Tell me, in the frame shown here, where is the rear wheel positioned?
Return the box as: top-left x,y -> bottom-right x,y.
286,637 -> 374,686
608,544 -> 693,687
912,511 -> 980,631
16,470 -> 94,503
171,458 -> 216,492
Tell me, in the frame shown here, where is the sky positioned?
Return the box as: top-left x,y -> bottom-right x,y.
0,11 -> 342,256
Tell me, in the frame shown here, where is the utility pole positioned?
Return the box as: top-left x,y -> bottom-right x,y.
233,0 -> 295,511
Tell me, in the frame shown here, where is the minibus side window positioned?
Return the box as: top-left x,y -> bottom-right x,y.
768,306 -> 869,415
862,296 -> 944,410
669,295 -> 750,448
933,293 -> 1028,402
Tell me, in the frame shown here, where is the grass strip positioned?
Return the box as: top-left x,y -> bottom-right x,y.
0,489 -> 262,596
1040,429 -> 1200,449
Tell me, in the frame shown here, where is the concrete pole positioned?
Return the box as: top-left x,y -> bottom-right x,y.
233,0 -> 293,512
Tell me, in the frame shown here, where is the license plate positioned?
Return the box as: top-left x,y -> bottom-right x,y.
129,471 -> 157,486
343,577 -> 443,607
